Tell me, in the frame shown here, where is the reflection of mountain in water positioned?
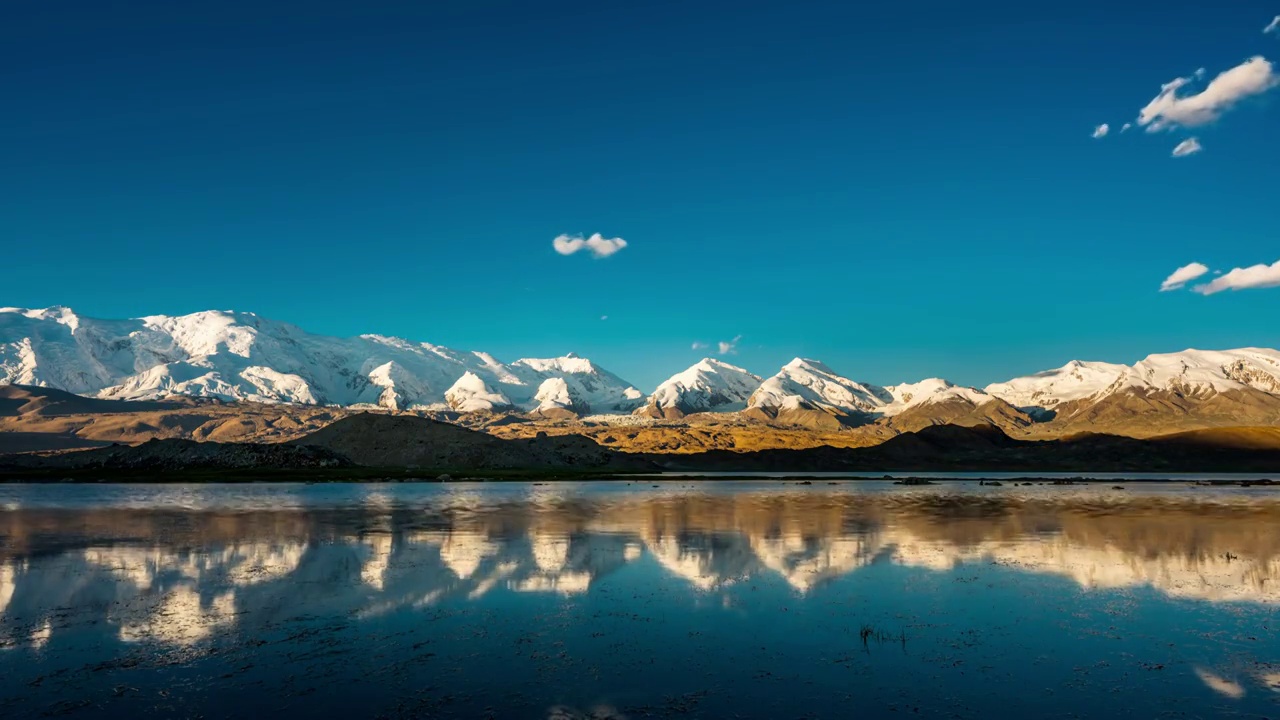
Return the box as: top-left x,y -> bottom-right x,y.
4,489 -> 1280,650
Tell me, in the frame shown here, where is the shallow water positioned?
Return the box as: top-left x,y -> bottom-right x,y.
2,481 -> 1279,718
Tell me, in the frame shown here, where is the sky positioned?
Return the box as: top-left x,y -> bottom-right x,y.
3,1 -> 1280,392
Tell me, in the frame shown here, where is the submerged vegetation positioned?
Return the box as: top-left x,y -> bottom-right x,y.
860,625 -> 907,651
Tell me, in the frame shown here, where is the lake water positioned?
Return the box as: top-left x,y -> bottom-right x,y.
2,481 -> 1279,718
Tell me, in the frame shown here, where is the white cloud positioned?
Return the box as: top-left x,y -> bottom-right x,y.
1264,16 -> 1279,34
600,315 -> 608,321
1091,123 -> 1109,138
1120,122 -> 1132,132
691,341 -> 708,351
552,233 -> 628,258
717,335 -> 742,355
1193,259 -> 1280,295
1171,137 -> 1202,157
1159,262 -> 1209,291
1138,56 -> 1279,131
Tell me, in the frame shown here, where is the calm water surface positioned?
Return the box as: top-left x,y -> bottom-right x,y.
2,481 -> 1279,718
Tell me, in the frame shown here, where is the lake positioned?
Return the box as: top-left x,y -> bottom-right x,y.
2,481 -> 1279,718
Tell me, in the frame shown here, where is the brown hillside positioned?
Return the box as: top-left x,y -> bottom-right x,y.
1151,426 -> 1280,450
0,384 -> 186,417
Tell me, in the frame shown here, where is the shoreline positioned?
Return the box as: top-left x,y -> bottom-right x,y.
1,469 -> 1277,486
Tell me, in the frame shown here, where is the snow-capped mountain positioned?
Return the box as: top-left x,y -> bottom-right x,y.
983,360 -> 1131,411
985,348 -> 1280,411
1124,348 -> 1280,396
748,358 -> 890,417
443,372 -> 512,412
0,307 -> 644,413
635,358 -> 762,419
881,378 -> 995,414
6,305 -> 1280,435
742,358 -> 1003,429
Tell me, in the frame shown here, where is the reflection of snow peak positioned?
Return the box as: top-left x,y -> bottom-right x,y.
886,532 -> 1280,603
512,572 -> 592,595
531,532 -> 571,572
362,535 -> 393,590
1195,667 -> 1247,699
7,493 -> 1280,651
226,543 -> 306,586
752,535 -> 879,592
645,535 -> 732,591
119,586 -> 237,646
0,563 -> 15,617
436,534 -> 499,580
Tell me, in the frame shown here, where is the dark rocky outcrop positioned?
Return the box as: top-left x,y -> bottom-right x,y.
290,413 -> 650,470
652,424 -> 1280,473
0,437 -> 349,472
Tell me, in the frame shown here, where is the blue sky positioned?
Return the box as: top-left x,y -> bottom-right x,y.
3,1 -> 1279,391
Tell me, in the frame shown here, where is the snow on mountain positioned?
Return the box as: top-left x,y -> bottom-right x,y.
745,360 -> 998,422
508,354 -> 644,412
1123,348 -> 1280,396
444,372 -> 512,412
9,306 -> 1280,424
984,360 -> 1129,411
985,349 -> 1280,410
880,378 -> 994,416
0,307 -> 643,414
748,358 -> 890,416
636,358 -> 762,419
532,378 -> 581,416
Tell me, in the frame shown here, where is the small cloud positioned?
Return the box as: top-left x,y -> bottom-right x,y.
1160,261 -> 1209,291
1264,16 -> 1279,34
1120,122 -> 1132,132
1091,123 -> 1110,138
1171,137 -> 1202,157
691,341 -> 708,350
1193,259 -> 1280,295
717,335 -> 742,355
1138,56 -> 1279,131
600,315 -> 608,321
552,233 -> 628,258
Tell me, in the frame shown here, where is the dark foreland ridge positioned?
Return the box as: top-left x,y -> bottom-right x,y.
3,413 -> 1280,480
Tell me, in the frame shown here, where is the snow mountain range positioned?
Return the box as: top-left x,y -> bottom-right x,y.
637,356 -> 1021,429
4,306 -> 1280,431
0,307 -> 643,416
985,349 -> 1280,409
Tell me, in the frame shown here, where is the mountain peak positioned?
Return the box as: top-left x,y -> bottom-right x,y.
883,378 -> 991,414
0,306 -> 80,324
635,357 -> 762,419
784,357 -> 840,374
750,359 -> 886,417
694,357 -> 748,371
